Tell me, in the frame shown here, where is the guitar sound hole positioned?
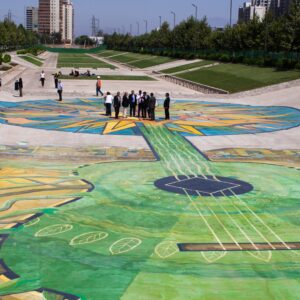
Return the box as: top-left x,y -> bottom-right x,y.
154,175 -> 253,197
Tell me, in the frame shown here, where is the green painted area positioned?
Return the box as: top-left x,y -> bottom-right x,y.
57,53 -> 116,69
19,55 -> 43,67
177,63 -> 300,93
59,75 -> 155,81
0,125 -> 299,299
161,60 -> 215,74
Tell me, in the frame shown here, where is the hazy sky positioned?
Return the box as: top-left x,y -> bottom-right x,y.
1,0 -> 245,36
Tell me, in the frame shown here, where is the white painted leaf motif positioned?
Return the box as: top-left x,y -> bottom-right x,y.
35,224 -> 73,237
70,231 -> 108,246
109,238 -> 142,255
247,250 -> 272,262
202,251 -> 227,263
155,241 -> 179,259
24,217 -> 40,227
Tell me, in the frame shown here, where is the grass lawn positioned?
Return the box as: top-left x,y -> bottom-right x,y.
59,75 -> 156,81
57,53 -> 116,69
161,60 -> 214,74
19,55 -> 43,67
103,51 -> 176,69
110,52 -> 152,63
177,63 -> 300,93
97,50 -> 126,58
128,56 -> 175,68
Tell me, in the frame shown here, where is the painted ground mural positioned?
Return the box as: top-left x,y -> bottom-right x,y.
0,99 -> 300,299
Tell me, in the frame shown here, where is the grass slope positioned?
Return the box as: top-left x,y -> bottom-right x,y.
19,55 -> 43,67
161,60 -> 214,74
103,51 -> 175,69
177,63 -> 300,93
57,53 -> 115,69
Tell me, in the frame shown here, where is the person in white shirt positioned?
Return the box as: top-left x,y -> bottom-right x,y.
40,71 -> 45,87
136,90 -> 143,118
57,80 -> 63,101
105,92 -> 113,116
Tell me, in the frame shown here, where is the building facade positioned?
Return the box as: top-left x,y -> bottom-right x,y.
38,0 -> 74,44
26,7 -> 39,32
270,0 -> 293,16
62,0 -> 74,43
238,0 -> 271,23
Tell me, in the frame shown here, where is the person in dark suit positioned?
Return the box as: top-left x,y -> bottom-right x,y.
129,90 -> 137,117
18,78 -> 23,97
164,93 -> 170,120
142,91 -> 150,119
113,92 -> 122,119
149,93 -> 156,121
122,92 -> 130,118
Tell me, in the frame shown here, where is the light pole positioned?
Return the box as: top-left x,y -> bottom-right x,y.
192,3 -> 198,20
229,0 -> 233,27
159,16 -> 162,28
136,22 -> 140,35
144,19 -> 148,33
130,24 -> 133,35
171,11 -> 176,29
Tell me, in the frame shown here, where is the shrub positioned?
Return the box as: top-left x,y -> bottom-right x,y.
295,63 -> 300,70
3,54 -> 11,63
219,54 -> 230,62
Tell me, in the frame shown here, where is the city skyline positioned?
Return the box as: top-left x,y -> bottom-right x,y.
1,0 -> 246,36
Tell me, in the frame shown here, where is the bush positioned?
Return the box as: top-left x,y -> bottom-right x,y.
263,56 -> 275,67
219,54 -> 230,62
295,63 -> 300,70
3,54 -> 11,63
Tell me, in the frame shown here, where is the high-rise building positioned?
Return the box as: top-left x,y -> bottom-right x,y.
26,7 -> 39,32
270,0 -> 293,16
38,0 -> 63,35
252,0 -> 272,8
62,0 -> 74,43
38,0 -> 74,44
238,0 -> 273,23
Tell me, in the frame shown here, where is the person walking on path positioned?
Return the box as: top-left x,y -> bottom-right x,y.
122,92 -> 130,118
137,90 -> 143,118
96,76 -> 104,97
113,92 -> 122,119
53,73 -> 59,88
40,71 -> 46,87
149,93 -> 157,121
18,78 -> 23,97
105,92 -> 113,116
57,80 -> 63,101
164,93 -> 171,120
129,90 -> 137,117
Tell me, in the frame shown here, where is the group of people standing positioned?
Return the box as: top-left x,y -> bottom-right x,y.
104,90 -> 171,121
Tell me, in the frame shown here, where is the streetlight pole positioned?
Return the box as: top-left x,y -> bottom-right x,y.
159,16 -> 162,28
229,0 -> 233,27
192,3 -> 198,20
144,20 -> 148,33
130,24 -> 133,35
171,11 -> 176,29
136,22 -> 140,35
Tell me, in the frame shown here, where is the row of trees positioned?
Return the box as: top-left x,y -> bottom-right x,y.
105,1 -> 300,57
0,20 -> 39,50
